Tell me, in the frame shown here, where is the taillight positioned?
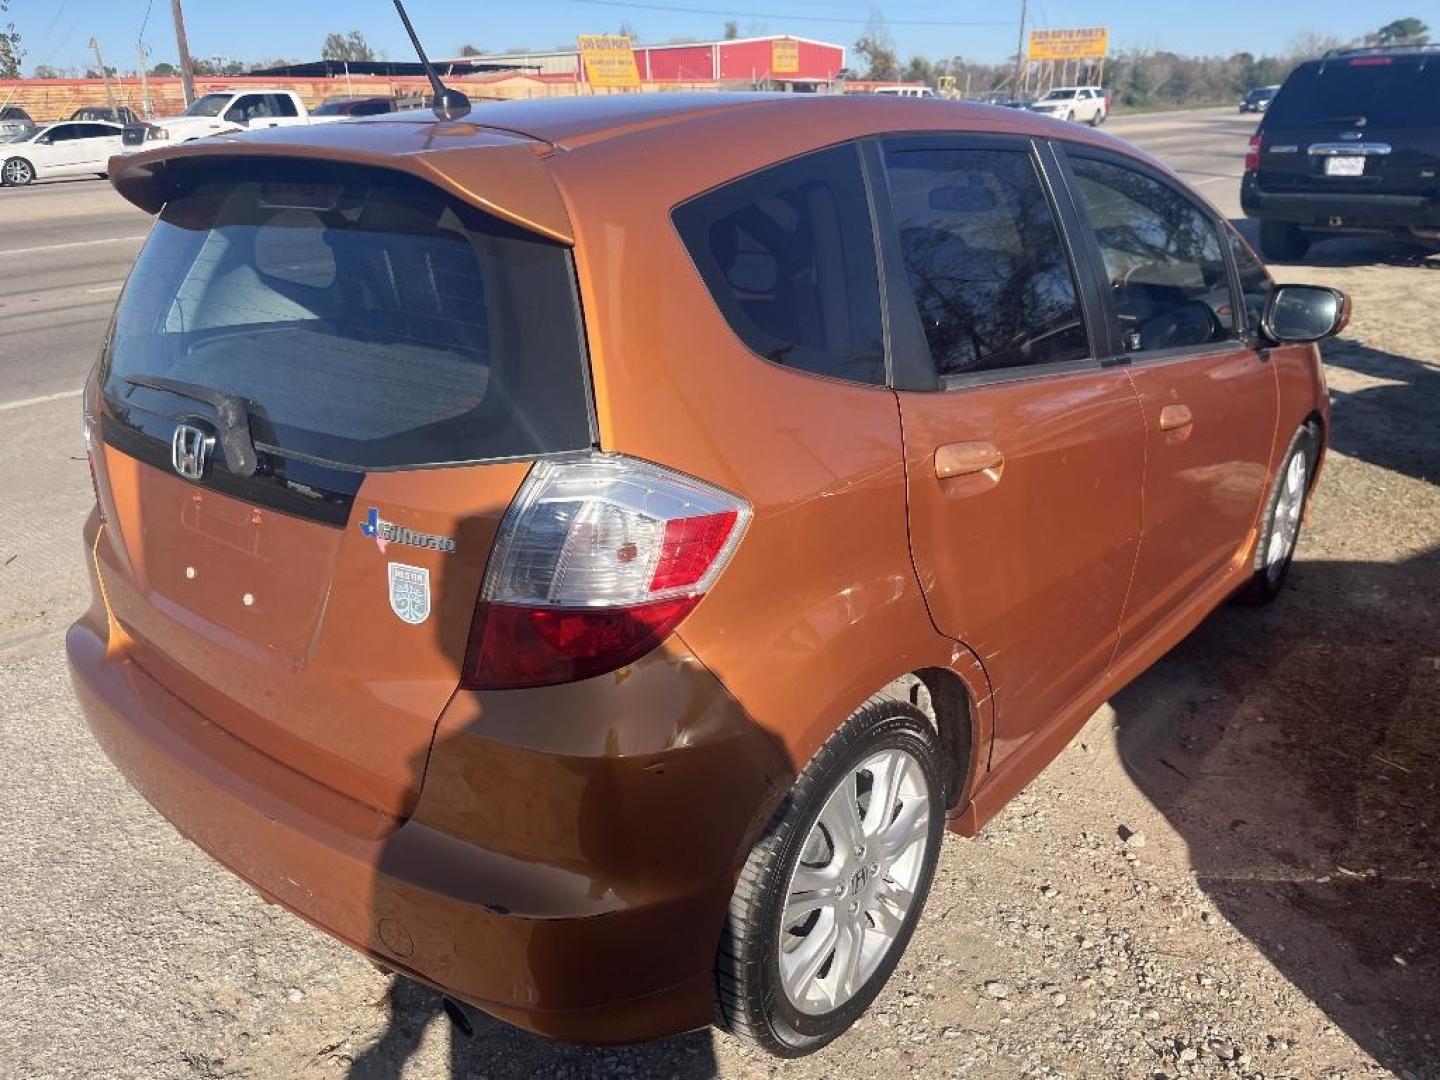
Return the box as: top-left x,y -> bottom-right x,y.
462,455 -> 751,689
1244,134 -> 1261,172
83,411 -> 106,523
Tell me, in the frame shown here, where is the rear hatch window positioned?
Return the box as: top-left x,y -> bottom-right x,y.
1267,59 -> 1440,129
105,159 -> 592,473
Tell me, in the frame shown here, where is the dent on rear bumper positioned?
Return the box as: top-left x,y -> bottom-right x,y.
67,523 -> 790,1043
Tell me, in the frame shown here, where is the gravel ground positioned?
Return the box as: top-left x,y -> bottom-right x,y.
1,243 -> 1436,1080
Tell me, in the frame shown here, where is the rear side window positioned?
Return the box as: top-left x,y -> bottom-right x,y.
1269,60 -> 1440,128
104,161 -> 593,469
1068,155 -> 1233,353
885,146 -> 1089,377
673,144 -> 886,387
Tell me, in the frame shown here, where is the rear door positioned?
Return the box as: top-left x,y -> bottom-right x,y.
1056,145 -> 1278,655
90,157 -> 594,816
870,134 -> 1145,767
37,123 -> 87,175
69,123 -> 122,170
1260,56 -> 1440,197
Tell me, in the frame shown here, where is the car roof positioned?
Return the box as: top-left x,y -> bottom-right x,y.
111,94 -> 1169,241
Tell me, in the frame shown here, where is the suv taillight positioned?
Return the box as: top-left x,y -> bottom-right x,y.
462,455 -> 751,689
1244,134 -> 1261,172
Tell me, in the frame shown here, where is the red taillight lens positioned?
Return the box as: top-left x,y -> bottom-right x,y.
464,596 -> 700,689
461,455 -> 750,690
1244,134 -> 1261,172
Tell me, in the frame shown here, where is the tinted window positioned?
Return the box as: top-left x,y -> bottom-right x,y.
77,124 -> 117,139
351,100 -> 392,116
46,125 -> 79,142
886,147 -> 1088,377
1228,229 -> 1273,332
268,94 -> 299,118
1069,155 -> 1232,353
673,144 -> 885,386
1268,59 -> 1440,128
103,161 -> 593,470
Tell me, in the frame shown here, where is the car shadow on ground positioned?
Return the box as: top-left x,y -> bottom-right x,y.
1112,545 -> 1438,1076
1227,217 -> 1440,270
345,977 -> 719,1079
1322,340 -> 1440,486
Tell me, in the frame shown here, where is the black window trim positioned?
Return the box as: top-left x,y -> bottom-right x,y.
865,130 -> 1109,393
1049,139 -> 1254,368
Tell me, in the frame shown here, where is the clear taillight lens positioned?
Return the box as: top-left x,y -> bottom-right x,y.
462,455 -> 751,689
1244,134 -> 1261,172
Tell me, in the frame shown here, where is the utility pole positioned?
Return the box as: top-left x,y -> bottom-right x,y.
170,0 -> 197,106
1011,0 -> 1027,98
90,37 -> 118,114
137,42 -> 153,118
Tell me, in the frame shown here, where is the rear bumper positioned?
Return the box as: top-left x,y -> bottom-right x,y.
68,519 -> 789,1044
1242,173 -> 1440,234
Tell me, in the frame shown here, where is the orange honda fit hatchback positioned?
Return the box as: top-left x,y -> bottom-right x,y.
71,94 -> 1345,1056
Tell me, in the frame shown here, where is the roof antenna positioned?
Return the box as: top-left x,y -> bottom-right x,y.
392,0 -> 471,120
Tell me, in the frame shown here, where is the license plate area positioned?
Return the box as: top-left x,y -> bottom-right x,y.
1323,156 -> 1366,177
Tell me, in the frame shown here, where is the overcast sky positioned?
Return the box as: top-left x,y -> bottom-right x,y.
12,0 -> 1409,73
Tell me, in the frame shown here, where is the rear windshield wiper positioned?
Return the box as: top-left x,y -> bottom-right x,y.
122,374 -> 259,477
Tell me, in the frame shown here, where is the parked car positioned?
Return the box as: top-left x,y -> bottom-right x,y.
1238,85 -> 1279,113
0,105 -> 35,139
1242,45 -> 1440,259
76,94 -> 1345,1057
71,105 -> 142,126
122,89 -> 312,148
0,120 -> 125,185
872,85 -> 936,99
1028,85 -> 1109,124
311,95 -> 396,119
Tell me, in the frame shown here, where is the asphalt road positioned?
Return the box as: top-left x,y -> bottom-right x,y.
16,107 -> 1435,1080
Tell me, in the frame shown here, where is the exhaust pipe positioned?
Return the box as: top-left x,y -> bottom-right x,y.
441,996 -> 476,1039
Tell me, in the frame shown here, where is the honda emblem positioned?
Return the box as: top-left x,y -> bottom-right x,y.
171,423 -> 214,480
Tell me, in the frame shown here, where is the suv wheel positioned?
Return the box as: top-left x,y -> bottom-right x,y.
1237,424 -> 1319,604
1258,221 -> 1310,262
716,698 -> 945,1056
2,156 -> 34,186
1089,108 -> 1104,126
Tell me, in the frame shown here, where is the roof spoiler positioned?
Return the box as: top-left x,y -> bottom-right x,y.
108,124 -> 574,245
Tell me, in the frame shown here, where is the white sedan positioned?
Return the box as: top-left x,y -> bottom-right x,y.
0,120 -> 126,186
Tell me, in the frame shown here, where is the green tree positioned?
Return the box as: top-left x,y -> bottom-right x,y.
150,60 -> 176,75
723,20 -> 739,40
855,11 -> 898,81
0,0 -> 22,80
457,43 -> 485,57
1371,17 -> 1430,45
903,55 -> 935,86
321,31 -> 376,63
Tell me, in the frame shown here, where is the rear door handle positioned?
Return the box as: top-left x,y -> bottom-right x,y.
1158,404 -> 1194,432
935,441 -> 1004,479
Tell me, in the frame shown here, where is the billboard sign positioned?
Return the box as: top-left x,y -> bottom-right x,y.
577,34 -> 642,87
771,38 -> 800,74
1027,27 -> 1110,62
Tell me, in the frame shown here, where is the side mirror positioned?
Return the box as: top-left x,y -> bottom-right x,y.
1261,284 -> 1350,344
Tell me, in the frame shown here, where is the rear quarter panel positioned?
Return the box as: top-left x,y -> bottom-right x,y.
546,104 -> 995,781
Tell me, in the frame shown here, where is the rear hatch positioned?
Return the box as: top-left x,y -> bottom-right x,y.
1258,55 -> 1440,197
90,150 -> 594,817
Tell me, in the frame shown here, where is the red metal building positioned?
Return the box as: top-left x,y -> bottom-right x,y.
635,36 -> 845,85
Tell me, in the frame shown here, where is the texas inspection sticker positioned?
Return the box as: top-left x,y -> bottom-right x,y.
387,563 -> 432,626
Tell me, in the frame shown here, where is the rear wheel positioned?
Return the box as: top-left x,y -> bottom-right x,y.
1259,220 -> 1310,261
1237,424 -> 1319,604
1089,109 -> 1104,126
2,157 -> 34,186
716,698 -> 945,1057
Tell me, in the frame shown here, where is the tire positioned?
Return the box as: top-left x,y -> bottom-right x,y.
1258,220 -> 1310,262
716,697 -> 946,1057
1064,110 -> 1074,122
2,157 -> 34,186
1089,108 -> 1104,126
1237,424 -> 1319,605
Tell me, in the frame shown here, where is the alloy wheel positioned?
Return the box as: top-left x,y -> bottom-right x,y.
1266,451 -> 1307,582
778,747 -> 930,1015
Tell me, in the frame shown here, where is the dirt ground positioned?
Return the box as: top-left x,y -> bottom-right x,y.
2,240 -> 1436,1080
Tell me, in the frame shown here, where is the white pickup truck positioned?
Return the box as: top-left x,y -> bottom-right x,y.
122,89 -> 317,149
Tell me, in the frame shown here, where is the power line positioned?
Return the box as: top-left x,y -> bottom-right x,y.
569,0 -> 1010,28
